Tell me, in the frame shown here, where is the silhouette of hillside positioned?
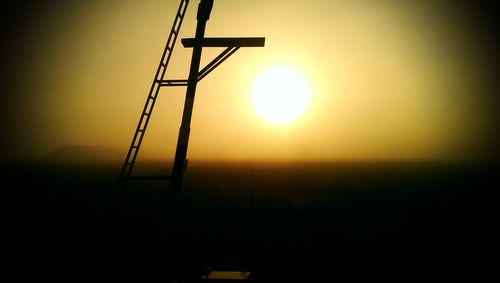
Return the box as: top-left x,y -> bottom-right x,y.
42,145 -> 123,163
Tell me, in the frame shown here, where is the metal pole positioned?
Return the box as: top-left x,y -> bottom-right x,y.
171,0 -> 214,193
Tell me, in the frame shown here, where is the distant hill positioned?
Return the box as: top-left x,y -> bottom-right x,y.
43,145 -> 123,163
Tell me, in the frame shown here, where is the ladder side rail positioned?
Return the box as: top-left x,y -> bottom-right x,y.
126,1 -> 188,177
126,0 -> 190,177
125,83 -> 161,178
118,73 -> 160,185
118,0 -> 190,187
137,0 -> 190,143
160,0 -> 190,73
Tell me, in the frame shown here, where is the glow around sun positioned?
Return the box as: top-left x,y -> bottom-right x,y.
252,66 -> 311,125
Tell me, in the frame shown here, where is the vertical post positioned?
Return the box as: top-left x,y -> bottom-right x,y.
171,0 -> 214,193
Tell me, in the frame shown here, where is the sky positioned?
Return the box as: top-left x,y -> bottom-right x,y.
1,0 -> 498,162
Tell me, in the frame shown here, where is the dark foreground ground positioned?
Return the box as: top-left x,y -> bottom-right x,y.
3,160 -> 498,282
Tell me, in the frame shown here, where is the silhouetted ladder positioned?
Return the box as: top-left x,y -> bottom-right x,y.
117,0 -> 264,196
118,0 -> 190,189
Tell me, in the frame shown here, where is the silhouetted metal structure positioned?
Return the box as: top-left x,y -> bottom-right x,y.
118,0 -> 265,194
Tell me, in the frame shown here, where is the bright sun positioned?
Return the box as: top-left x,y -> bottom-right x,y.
252,66 -> 311,125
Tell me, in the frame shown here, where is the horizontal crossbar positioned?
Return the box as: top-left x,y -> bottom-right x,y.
182,37 -> 265,48
158,79 -> 188,86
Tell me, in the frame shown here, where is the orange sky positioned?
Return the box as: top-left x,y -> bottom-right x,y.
1,0 -> 498,161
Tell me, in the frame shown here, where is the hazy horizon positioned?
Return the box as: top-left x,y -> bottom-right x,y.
3,143 -> 492,165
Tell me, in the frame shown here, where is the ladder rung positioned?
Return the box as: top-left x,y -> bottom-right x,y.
126,175 -> 172,181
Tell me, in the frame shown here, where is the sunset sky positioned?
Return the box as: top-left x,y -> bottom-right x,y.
1,0 -> 498,162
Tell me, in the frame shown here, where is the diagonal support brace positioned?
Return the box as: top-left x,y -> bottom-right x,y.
198,47 -> 240,81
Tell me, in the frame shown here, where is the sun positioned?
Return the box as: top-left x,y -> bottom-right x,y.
251,66 -> 311,125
